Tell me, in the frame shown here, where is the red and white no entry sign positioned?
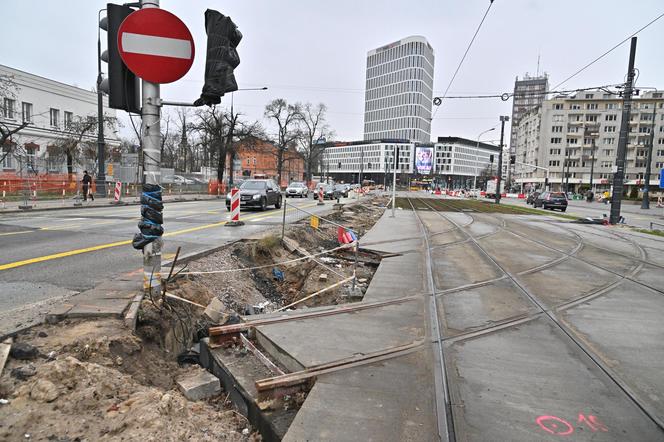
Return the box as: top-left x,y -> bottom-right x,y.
117,8 -> 194,84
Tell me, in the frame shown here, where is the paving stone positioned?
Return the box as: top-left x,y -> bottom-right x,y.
177,368 -> 221,401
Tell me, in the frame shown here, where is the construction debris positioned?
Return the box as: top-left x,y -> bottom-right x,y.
9,342 -> 38,360
176,367 -> 222,401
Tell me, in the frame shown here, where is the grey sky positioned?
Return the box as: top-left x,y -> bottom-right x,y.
2,0 -> 663,145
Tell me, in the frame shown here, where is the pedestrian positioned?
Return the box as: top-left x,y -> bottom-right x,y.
586,189 -> 594,203
81,170 -> 94,202
602,190 -> 610,204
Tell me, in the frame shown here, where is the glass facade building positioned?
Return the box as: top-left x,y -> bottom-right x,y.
363,36 -> 435,143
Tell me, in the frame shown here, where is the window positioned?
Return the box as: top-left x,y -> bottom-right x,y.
553,103 -> 563,110
553,114 -> 564,122
26,146 -> 36,168
605,114 -> 616,121
1,146 -> 13,169
550,137 -> 562,144
657,162 -> 664,168
585,115 -> 598,122
567,138 -> 578,145
639,126 -> 651,134
604,126 -> 616,132
49,108 -> 60,127
64,112 -> 73,129
601,161 -> 612,168
22,102 -> 32,122
606,103 -> 616,110
549,148 -> 561,155
585,94 -> 594,99
571,104 -> 581,110
586,103 -> 598,110
3,98 -> 16,119
603,149 -> 614,156
551,126 -> 563,133
548,160 -> 560,167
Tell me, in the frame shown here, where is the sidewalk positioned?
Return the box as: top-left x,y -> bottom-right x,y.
0,193 -> 218,213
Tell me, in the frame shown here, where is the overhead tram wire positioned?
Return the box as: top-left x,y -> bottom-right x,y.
432,0 -> 496,120
552,11 -> 664,90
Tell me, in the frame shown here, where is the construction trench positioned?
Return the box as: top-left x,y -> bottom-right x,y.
0,196 -> 390,441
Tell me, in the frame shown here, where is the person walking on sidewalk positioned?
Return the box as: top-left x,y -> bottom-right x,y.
81,170 -> 94,202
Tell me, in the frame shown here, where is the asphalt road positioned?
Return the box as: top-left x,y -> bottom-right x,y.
0,194 -> 352,314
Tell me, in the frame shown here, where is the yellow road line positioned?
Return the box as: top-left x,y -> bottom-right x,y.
0,230 -> 35,237
0,207 -> 302,271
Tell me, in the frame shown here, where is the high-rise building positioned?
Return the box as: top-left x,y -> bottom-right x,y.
509,74 -> 549,151
363,36 -> 434,143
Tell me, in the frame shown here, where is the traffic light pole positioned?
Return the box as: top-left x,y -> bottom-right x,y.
141,0 -> 162,296
610,37 -> 637,225
96,8 -> 106,197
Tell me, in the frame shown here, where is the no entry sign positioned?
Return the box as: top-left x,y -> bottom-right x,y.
118,8 -> 194,84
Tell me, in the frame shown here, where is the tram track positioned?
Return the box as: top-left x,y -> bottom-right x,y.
409,195 -> 664,433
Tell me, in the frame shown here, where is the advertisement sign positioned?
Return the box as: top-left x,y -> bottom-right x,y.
660,169 -> 664,188
415,146 -> 434,175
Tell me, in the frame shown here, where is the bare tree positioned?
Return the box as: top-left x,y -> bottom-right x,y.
49,115 -> 116,174
297,103 -> 333,182
0,74 -> 30,164
264,99 -> 302,186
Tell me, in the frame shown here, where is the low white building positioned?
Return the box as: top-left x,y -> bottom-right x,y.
0,64 -> 119,177
321,136 -> 500,188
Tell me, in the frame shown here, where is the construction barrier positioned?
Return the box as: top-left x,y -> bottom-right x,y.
226,187 -> 244,226
113,181 -> 122,203
317,187 -> 324,205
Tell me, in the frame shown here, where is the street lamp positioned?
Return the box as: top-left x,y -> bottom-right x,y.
474,127 -> 495,191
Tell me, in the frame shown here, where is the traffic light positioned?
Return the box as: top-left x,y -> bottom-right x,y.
195,10 -> 242,106
99,4 -> 140,113
510,154 -> 516,165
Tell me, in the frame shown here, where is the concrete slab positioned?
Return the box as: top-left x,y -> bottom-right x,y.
560,281 -> 664,418
446,317 -> 663,441
363,253 -> 425,301
437,278 -> 539,337
431,242 -> 502,291
477,231 -> 561,274
177,367 -> 221,401
284,348 -> 437,442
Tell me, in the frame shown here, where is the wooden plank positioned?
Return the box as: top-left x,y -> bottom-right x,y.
255,340 -> 424,392
0,337 -> 13,375
208,294 -> 419,336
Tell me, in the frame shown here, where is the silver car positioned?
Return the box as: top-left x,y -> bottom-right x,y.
285,182 -> 309,198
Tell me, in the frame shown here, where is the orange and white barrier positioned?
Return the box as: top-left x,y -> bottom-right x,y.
317,187 -> 324,205
226,187 -> 244,226
114,181 -> 122,202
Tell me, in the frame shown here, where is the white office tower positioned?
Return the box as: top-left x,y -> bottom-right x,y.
363,36 -> 434,143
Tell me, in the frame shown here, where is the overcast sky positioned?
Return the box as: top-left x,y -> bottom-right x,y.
2,0 -> 663,146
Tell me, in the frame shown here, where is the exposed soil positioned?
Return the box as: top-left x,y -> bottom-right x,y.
0,319 -> 254,441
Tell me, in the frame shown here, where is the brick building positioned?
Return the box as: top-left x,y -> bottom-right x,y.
231,137 -> 305,188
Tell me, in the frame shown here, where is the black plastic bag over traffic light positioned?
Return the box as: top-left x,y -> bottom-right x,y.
100,3 -> 140,113
195,9 -> 242,107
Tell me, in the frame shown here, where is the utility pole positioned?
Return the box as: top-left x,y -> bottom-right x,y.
610,37 -> 637,224
641,102 -> 657,209
96,8 -> 107,197
495,115 -> 509,204
589,136 -> 596,192
565,146 -> 571,192
141,0 -> 162,295
391,146 -> 399,217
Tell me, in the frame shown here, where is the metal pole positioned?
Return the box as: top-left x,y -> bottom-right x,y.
281,199 -> 287,239
610,37 -> 637,225
641,102 -> 657,209
589,136 -> 596,192
96,8 -> 107,198
495,116 -> 508,204
141,0 -> 162,296
565,147 -> 571,193
391,146 -> 399,217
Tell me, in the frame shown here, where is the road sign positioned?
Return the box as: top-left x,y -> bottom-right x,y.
660,169 -> 664,188
117,8 -> 194,84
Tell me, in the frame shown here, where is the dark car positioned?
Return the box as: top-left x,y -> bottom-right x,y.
526,191 -> 540,205
533,191 -> 568,211
226,179 -> 282,211
334,184 -> 349,198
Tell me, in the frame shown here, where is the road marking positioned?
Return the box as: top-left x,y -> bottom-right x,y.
0,202 -> 321,271
0,230 -> 36,237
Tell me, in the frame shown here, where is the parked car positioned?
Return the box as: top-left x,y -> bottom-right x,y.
226,179 -> 282,211
533,191 -> 568,211
335,184 -> 349,198
316,184 -> 340,200
163,174 -> 194,185
285,182 -> 309,198
526,191 -> 540,205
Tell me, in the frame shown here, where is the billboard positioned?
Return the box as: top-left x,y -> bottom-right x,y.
415,146 -> 434,175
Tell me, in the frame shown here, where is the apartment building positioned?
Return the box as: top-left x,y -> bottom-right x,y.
513,89 -> 664,193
